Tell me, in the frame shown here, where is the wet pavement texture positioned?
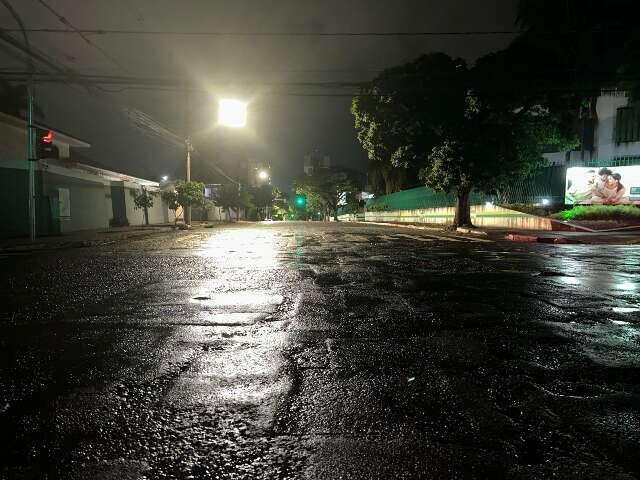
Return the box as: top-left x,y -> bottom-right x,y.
1,222 -> 639,479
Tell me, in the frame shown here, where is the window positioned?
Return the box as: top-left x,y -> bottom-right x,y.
615,107 -> 640,143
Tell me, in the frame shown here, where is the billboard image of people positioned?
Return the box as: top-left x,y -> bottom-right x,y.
565,166 -> 640,205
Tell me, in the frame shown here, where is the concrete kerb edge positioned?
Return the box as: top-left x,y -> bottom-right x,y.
349,220 -> 489,237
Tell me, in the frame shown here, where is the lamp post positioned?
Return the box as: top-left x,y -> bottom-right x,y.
217,99 -> 247,215
182,99 -> 247,225
184,136 -> 193,225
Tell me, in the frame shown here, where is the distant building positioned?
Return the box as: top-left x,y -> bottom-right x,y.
303,149 -> 332,176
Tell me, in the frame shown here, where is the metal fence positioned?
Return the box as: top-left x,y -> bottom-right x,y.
365,166 -> 567,211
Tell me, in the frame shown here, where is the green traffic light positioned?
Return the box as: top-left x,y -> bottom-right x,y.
295,195 -> 306,207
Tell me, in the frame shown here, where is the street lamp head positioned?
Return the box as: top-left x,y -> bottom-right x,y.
218,99 -> 247,128
258,170 -> 269,180
161,175 -> 169,182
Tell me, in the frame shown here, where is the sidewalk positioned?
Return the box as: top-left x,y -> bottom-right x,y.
345,219 -> 640,245
0,224 -> 177,253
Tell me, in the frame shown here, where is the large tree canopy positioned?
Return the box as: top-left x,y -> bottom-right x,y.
516,0 -> 640,101
0,80 -> 44,119
351,53 -> 467,195
351,52 -> 577,227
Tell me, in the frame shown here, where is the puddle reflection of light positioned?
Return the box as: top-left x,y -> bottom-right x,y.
559,276 -> 581,286
613,307 -> 640,313
615,281 -> 637,292
610,319 -> 631,325
197,230 -> 279,268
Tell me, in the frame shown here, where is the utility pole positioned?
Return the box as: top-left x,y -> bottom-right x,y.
1,0 -> 37,240
27,79 -> 36,240
185,136 -> 193,225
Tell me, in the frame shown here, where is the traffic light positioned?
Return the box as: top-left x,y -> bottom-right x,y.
35,128 -> 59,160
294,194 -> 306,208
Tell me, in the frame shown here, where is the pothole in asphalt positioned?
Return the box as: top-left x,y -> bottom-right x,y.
535,270 -> 573,277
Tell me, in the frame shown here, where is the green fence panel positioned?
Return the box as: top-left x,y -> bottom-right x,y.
366,166 -> 567,211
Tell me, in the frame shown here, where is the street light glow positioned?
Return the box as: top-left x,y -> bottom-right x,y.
258,170 -> 269,180
218,99 -> 247,128
161,175 -> 168,181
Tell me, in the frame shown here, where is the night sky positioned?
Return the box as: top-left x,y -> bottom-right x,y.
1,0 -> 518,190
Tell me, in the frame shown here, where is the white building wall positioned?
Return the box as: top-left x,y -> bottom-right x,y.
595,94 -> 640,161
124,182 -> 145,226
124,183 -> 172,225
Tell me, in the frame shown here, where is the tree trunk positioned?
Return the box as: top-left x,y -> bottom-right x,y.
143,207 -> 149,225
454,188 -> 473,228
184,205 -> 190,225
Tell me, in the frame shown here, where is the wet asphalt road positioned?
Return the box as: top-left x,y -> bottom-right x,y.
1,222 -> 639,479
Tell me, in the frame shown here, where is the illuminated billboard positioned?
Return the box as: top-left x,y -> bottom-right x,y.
565,166 -> 640,205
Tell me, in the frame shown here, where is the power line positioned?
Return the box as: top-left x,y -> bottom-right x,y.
1,28 -> 524,37
35,0 -> 129,73
1,27 -> 631,37
2,70 -> 637,92
0,28 -> 185,148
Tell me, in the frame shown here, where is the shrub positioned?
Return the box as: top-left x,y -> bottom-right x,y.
554,205 -> 640,221
499,203 -> 550,217
367,202 -> 389,212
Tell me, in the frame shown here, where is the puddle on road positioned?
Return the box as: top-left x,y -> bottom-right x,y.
612,307 -> 640,313
190,290 -> 284,311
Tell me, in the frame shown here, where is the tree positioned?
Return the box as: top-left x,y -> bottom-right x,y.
160,189 -> 179,225
0,80 -> 44,119
130,186 -> 157,225
351,53 -> 467,194
515,0 -> 640,101
292,167 -> 360,221
161,181 -> 208,224
252,184 -> 275,220
214,184 -> 253,221
352,52 -> 576,227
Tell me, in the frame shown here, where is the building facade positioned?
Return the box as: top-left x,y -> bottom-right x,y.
0,113 -> 173,238
545,90 -> 640,168
303,149 -> 332,176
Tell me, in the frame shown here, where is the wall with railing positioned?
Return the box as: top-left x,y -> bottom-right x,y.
364,166 -> 566,212
353,204 -> 552,230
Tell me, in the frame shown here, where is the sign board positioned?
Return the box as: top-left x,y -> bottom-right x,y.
565,166 -> 640,205
58,188 -> 71,218
360,191 -> 375,200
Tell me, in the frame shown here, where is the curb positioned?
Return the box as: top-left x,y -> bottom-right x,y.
456,227 -> 488,236
505,233 -> 582,244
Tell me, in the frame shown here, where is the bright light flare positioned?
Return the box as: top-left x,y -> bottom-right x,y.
258,170 -> 269,180
218,99 -> 247,128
